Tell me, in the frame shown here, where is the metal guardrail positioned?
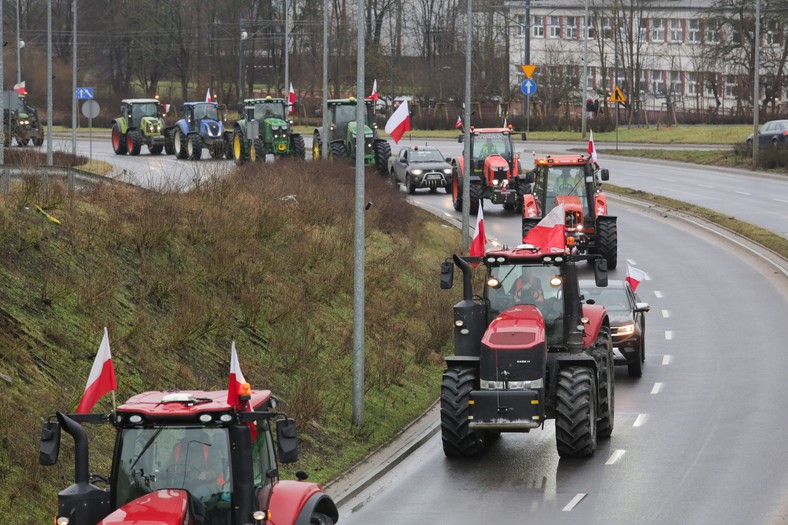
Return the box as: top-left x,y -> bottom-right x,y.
0,164 -> 110,193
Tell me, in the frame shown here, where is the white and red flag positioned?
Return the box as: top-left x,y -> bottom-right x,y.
626,263 -> 648,292
455,115 -> 463,129
205,88 -> 212,103
76,327 -> 117,414
227,341 -> 248,411
13,81 -> 26,95
523,203 -> 566,253
368,79 -> 379,101
470,204 -> 487,260
288,83 -> 297,115
588,129 -> 599,168
385,100 -> 411,144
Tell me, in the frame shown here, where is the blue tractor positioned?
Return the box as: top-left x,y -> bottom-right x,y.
168,101 -> 232,160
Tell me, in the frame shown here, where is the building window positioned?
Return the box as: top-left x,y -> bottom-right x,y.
724,75 -> 737,98
533,15 -> 544,38
601,17 -> 613,40
638,18 -> 648,42
549,16 -> 560,39
565,17 -> 577,40
705,73 -> 718,97
668,19 -> 682,43
765,21 -> 778,46
687,20 -> 700,44
651,19 -> 665,43
584,17 -> 595,40
651,70 -> 665,95
687,72 -> 698,95
706,23 -> 720,44
670,71 -> 682,96
515,15 -> 525,36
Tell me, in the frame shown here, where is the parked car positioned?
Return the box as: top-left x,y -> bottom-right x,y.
579,279 -> 650,378
388,145 -> 453,194
746,119 -> 788,152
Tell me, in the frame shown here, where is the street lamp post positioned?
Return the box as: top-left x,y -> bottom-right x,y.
581,0 -> 589,138
16,0 -> 22,85
239,19 -> 248,101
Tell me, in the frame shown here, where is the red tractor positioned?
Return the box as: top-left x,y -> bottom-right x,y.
521,154 -> 618,269
439,245 -> 614,458
448,127 -> 530,214
39,388 -> 338,524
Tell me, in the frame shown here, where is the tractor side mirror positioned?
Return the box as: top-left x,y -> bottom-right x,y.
440,259 -> 454,289
457,134 -> 464,143
276,418 -> 299,464
594,259 -> 608,287
39,420 -> 61,466
600,169 -> 609,181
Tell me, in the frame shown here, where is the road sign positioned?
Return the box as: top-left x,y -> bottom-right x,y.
76,87 -> 94,100
521,79 -> 538,96
81,100 -> 100,119
609,86 -> 626,103
521,65 -> 536,79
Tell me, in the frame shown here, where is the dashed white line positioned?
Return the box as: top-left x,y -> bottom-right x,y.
697,184 -> 714,189
606,450 -> 626,465
654,291 -> 663,298
735,191 -> 751,196
665,331 -> 674,340
661,309 -> 671,318
562,493 -> 587,512
662,355 -> 673,365
633,414 -> 649,427
661,178 -> 676,183
651,382 -> 664,394
774,198 -> 788,204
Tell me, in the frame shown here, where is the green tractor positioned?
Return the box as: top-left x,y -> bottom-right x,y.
2,92 -> 44,147
111,98 -> 172,156
231,96 -> 305,165
312,97 -> 391,175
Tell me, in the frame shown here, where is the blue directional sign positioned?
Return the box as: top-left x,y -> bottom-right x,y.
521,79 -> 537,96
75,87 -> 94,100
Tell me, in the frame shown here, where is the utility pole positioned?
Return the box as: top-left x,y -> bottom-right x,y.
16,0 -> 22,85
752,0 -> 760,169
581,0 -> 589,138
524,0 -> 530,132
461,0 -> 472,252
239,16 -> 247,102
72,0 -> 77,158
284,0 -> 289,100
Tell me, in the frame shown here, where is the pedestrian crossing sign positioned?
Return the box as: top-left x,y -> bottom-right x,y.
609,86 -> 626,103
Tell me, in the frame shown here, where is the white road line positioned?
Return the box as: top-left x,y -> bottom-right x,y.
651,382 -> 663,394
633,414 -> 649,427
697,184 -> 714,189
562,493 -> 587,512
661,178 -> 676,182
774,198 -> 788,204
654,291 -> 663,298
662,355 -> 672,365
606,450 -> 626,465
665,331 -> 674,340
735,191 -> 751,196
661,309 -> 671,318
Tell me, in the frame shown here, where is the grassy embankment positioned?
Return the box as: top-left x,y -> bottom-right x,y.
0,160 -> 461,523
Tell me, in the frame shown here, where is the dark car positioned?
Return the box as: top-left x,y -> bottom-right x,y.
580,279 -> 650,378
746,119 -> 788,152
388,145 -> 453,194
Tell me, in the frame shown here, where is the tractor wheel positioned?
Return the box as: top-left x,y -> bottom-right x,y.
253,138 -> 265,162
503,203 -> 516,211
174,130 -> 188,160
33,136 -> 44,147
469,183 -> 483,215
555,367 -> 597,458
309,512 -> 335,525
628,336 -> 644,379
451,172 -> 463,212
406,176 -> 416,195
290,134 -> 306,160
374,140 -> 391,175
329,141 -> 348,160
111,124 -> 127,155
312,132 -> 322,160
126,130 -> 142,156
149,144 -> 163,155
597,219 -> 618,269
441,367 -> 486,458
594,328 -> 615,438
164,129 -> 176,155
188,134 -> 202,160
233,129 -> 247,166
17,137 -> 29,147
210,145 -> 224,159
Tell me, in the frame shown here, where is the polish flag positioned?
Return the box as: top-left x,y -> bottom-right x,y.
13,80 -> 26,95
588,129 -> 599,168
469,204 -> 487,260
368,79 -> 379,101
455,115 -> 463,129
626,263 -> 648,292
76,328 -> 117,414
523,203 -> 566,253
205,88 -> 212,103
288,83 -> 297,115
227,342 -> 249,411
385,100 -> 411,144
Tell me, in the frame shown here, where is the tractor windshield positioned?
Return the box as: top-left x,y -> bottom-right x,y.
333,104 -> 364,127
486,264 -> 565,345
472,132 -> 511,160
114,426 -> 232,520
254,102 -> 285,121
192,104 -> 219,121
535,165 -> 590,217
131,103 -> 159,120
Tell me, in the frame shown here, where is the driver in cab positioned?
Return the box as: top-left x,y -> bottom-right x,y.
511,267 -> 544,306
554,167 -> 582,194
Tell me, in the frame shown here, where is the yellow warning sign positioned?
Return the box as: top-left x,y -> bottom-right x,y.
609,86 -> 626,103
521,65 -> 536,79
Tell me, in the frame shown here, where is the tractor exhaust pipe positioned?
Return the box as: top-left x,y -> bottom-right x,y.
454,254 -> 474,301
57,411 -> 90,484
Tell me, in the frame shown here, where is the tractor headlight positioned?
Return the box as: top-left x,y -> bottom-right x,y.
56,517 -> 70,525
411,169 -> 423,175
492,179 -> 500,186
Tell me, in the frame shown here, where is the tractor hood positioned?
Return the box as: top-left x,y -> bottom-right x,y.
199,118 -> 224,138
555,195 -> 583,213
139,116 -> 163,134
479,305 -> 547,383
98,489 -> 189,524
348,121 -> 373,138
264,117 -> 289,128
482,305 -> 545,350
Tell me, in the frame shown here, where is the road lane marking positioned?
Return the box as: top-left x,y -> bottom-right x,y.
651,382 -> 663,394
735,191 -> 751,196
654,291 -> 663,298
661,309 -> 671,318
697,184 -> 714,189
606,450 -> 626,465
661,178 -> 676,182
665,331 -> 674,340
562,493 -> 587,512
662,355 -> 672,365
774,198 -> 788,204
634,414 -> 649,427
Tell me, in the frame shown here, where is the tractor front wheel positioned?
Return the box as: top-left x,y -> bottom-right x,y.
451,172 -> 463,212
233,129 -> 247,166
555,367 -> 597,458
187,134 -> 202,160
174,130 -> 188,159
597,219 -> 618,269
149,144 -> 163,155
312,132 -> 322,160
111,124 -> 127,155
374,140 -> 391,175
126,130 -> 142,156
329,141 -> 348,160
291,134 -> 306,160
164,129 -> 175,155
469,183 -> 483,215
441,367 -> 486,458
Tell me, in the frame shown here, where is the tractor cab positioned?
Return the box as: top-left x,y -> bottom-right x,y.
123,99 -> 162,129
250,97 -> 287,122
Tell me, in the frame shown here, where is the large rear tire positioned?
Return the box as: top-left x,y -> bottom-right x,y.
597,219 -> 618,269
441,367 -> 485,458
595,328 -> 615,438
374,140 -> 391,175
111,124 -> 127,155
291,134 -> 306,160
555,367 -> 597,458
